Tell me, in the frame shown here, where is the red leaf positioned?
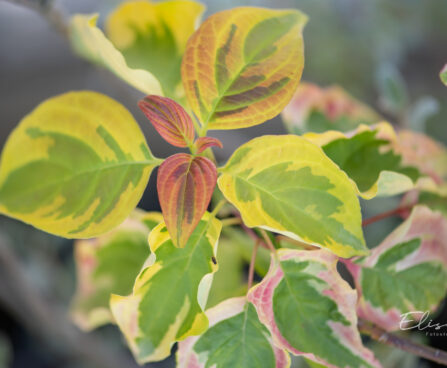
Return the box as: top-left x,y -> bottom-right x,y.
138,95 -> 195,147
157,153 -> 217,247
194,137 -> 223,154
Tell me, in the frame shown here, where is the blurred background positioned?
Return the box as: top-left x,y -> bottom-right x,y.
0,0 -> 446,367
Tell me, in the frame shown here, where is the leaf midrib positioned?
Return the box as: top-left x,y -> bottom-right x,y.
0,160 -> 158,202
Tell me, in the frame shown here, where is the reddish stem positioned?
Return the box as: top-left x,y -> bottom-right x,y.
247,240 -> 260,290
358,319 -> 447,366
362,205 -> 413,227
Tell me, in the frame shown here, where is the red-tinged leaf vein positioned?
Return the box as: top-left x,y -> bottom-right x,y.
157,153 -> 217,247
139,95 -> 195,147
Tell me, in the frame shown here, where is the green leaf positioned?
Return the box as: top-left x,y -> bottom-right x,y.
106,0 -> 205,99
70,209 -> 156,330
182,7 -> 307,130
218,135 -> 367,258
0,91 -> 159,238
304,123 -> 420,199
248,249 -> 380,368
69,14 -> 163,95
205,237 -> 246,308
282,82 -> 381,134
440,64 -> 447,86
110,212 -> 222,363
177,297 -> 290,368
347,205 -> 447,331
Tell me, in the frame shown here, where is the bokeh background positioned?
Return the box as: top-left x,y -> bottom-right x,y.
0,0 -> 446,367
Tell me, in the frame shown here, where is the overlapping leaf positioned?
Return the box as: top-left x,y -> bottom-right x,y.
281,82 -> 381,134
218,135 -> 367,258
177,297 -> 290,368
182,7 -> 307,130
158,153 -> 217,248
70,15 -> 163,95
440,64 -> 447,86
0,91 -> 159,238
393,130 -> 447,185
346,205 -> 447,331
248,249 -> 381,368
110,213 -> 221,363
70,210 -> 161,330
106,0 -> 205,98
194,137 -> 223,154
304,123 -> 420,199
138,95 -> 195,147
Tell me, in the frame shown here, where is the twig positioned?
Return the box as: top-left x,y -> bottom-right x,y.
220,217 -> 242,227
358,319 -> 447,366
0,236 -> 139,368
260,229 -> 277,254
2,0 -> 68,37
247,240 -> 260,290
362,205 -> 412,227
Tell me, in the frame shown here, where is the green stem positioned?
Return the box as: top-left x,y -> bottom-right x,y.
221,217 -> 242,227
211,199 -> 227,217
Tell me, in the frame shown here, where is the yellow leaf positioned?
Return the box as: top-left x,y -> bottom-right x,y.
69,14 -> 163,95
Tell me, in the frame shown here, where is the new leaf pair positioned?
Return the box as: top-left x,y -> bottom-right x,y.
139,95 -> 222,248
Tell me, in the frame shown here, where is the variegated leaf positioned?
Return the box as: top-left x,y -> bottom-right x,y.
138,95 -> 195,148
70,14 -> 163,96
248,249 -> 381,368
281,82 -> 381,134
346,205 -> 447,331
304,123 -> 420,199
0,91 -> 159,238
177,297 -> 290,368
218,135 -> 367,258
110,213 -> 221,363
106,0 -> 205,99
157,153 -> 217,248
182,7 -> 307,130
194,137 -> 223,154
394,130 -> 447,185
71,209 -> 159,330
440,64 -> 447,86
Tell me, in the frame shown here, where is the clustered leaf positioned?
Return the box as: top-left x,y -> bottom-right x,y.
2,2 -> 447,368
157,153 -> 217,248
182,7 -> 307,130
138,95 -> 195,148
248,249 -> 381,368
218,134 -> 367,258
304,123 -> 420,199
346,205 -> 447,331
177,297 -> 290,368
0,91 -> 160,238
70,209 -> 158,330
110,213 -> 221,363
281,82 -> 381,134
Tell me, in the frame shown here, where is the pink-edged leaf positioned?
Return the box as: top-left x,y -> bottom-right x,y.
177,297 -> 290,368
346,205 -> 447,331
157,153 -> 217,248
138,95 -> 195,147
194,136 -> 223,154
248,249 -> 381,368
